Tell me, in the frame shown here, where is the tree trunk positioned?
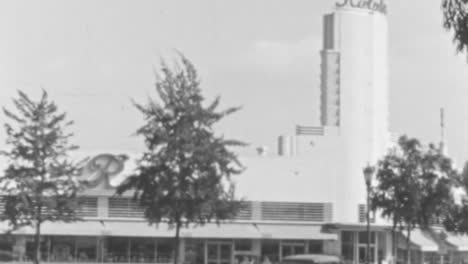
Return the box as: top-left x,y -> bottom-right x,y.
391,226 -> 396,264
33,221 -> 41,264
405,226 -> 411,264
173,221 -> 181,264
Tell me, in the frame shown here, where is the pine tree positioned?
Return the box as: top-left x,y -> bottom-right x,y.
0,90 -> 82,264
116,55 -> 245,264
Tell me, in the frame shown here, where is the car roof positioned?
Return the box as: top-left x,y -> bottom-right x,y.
282,254 -> 341,263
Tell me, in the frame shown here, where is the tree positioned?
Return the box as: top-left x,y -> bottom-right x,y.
0,90 -> 82,264
116,55 -> 246,264
442,0 -> 468,59
417,144 -> 457,228
443,162 -> 468,234
371,135 -> 456,264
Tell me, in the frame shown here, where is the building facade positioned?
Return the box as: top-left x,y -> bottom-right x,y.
0,159 -> 339,264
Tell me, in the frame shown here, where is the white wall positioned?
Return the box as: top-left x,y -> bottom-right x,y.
326,8 -> 390,223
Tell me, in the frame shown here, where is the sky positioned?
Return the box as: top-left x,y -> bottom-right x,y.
1,0 -> 468,163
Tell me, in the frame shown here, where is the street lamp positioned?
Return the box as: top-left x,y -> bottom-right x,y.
363,165 -> 375,264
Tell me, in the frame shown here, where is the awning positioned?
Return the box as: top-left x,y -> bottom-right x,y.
0,221 -> 104,236
400,229 -> 438,252
180,223 -> 261,239
1,221 -> 183,237
100,221 -> 262,239
0,221 -> 337,240
255,224 -> 337,240
445,233 -> 468,251
99,221 -> 175,237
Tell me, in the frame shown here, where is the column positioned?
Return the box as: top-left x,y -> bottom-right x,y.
383,232 -> 393,264
178,238 -> 186,264
252,239 -> 262,259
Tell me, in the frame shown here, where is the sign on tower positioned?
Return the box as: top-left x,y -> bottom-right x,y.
335,0 -> 387,15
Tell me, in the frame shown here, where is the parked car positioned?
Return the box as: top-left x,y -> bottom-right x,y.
234,252 -> 261,264
281,254 -> 343,264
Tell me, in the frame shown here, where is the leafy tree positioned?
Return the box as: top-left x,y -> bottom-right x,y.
417,145 -> 457,228
116,55 -> 245,264
0,90 -> 82,264
442,0 -> 468,59
371,135 -> 456,264
443,162 -> 468,233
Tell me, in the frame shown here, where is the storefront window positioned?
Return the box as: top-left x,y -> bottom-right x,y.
412,250 -> 422,264
396,248 -> 421,264
308,241 -> 322,254
424,252 -> 447,264
129,238 -> 154,263
185,239 -> 204,264
396,248 -> 406,264
0,236 -> 14,261
235,240 -> 252,252
208,243 -> 218,260
358,246 -> 375,264
75,237 -> 97,262
207,242 -> 232,264
261,240 -> 279,264
341,231 -> 354,264
443,253 -> 450,264
50,236 -> 75,262
378,249 -> 384,264
156,239 -> 173,263
105,237 -> 129,262
281,241 -> 305,259
220,244 -> 231,260
358,231 -> 376,244
25,237 -> 48,262
358,232 -> 376,264
453,252 -> 463,264
424,252 -> 435,264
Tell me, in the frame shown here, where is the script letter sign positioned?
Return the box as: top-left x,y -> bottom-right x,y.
335,0 -> 387,15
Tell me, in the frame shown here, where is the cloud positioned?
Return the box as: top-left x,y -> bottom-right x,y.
242,36 -> 322,71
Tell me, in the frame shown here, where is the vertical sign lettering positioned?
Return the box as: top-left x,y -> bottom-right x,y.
335,0 -> 387,14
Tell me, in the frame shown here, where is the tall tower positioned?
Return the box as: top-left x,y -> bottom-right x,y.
320,1 -> 390,222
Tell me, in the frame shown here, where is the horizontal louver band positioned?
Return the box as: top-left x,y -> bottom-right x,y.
261,202 -> 332,222
358,204 -> 375,223
109,197 -> 144,218
0,196 -> 97,217
235,202 -> 253,220
78,197 -> 98,217
0,195 -> 332,222
295,126 -> 324,136
0,196 -> 5,213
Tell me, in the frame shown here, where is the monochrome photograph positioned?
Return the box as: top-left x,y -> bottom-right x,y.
1,1 -> 468,264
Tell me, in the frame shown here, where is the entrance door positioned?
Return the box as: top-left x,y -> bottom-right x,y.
358,245 -> 375,264
207,242 -> 232,264
358,232 -> 376,264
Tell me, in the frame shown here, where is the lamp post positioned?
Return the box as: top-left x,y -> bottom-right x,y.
363,165 -> 375,264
